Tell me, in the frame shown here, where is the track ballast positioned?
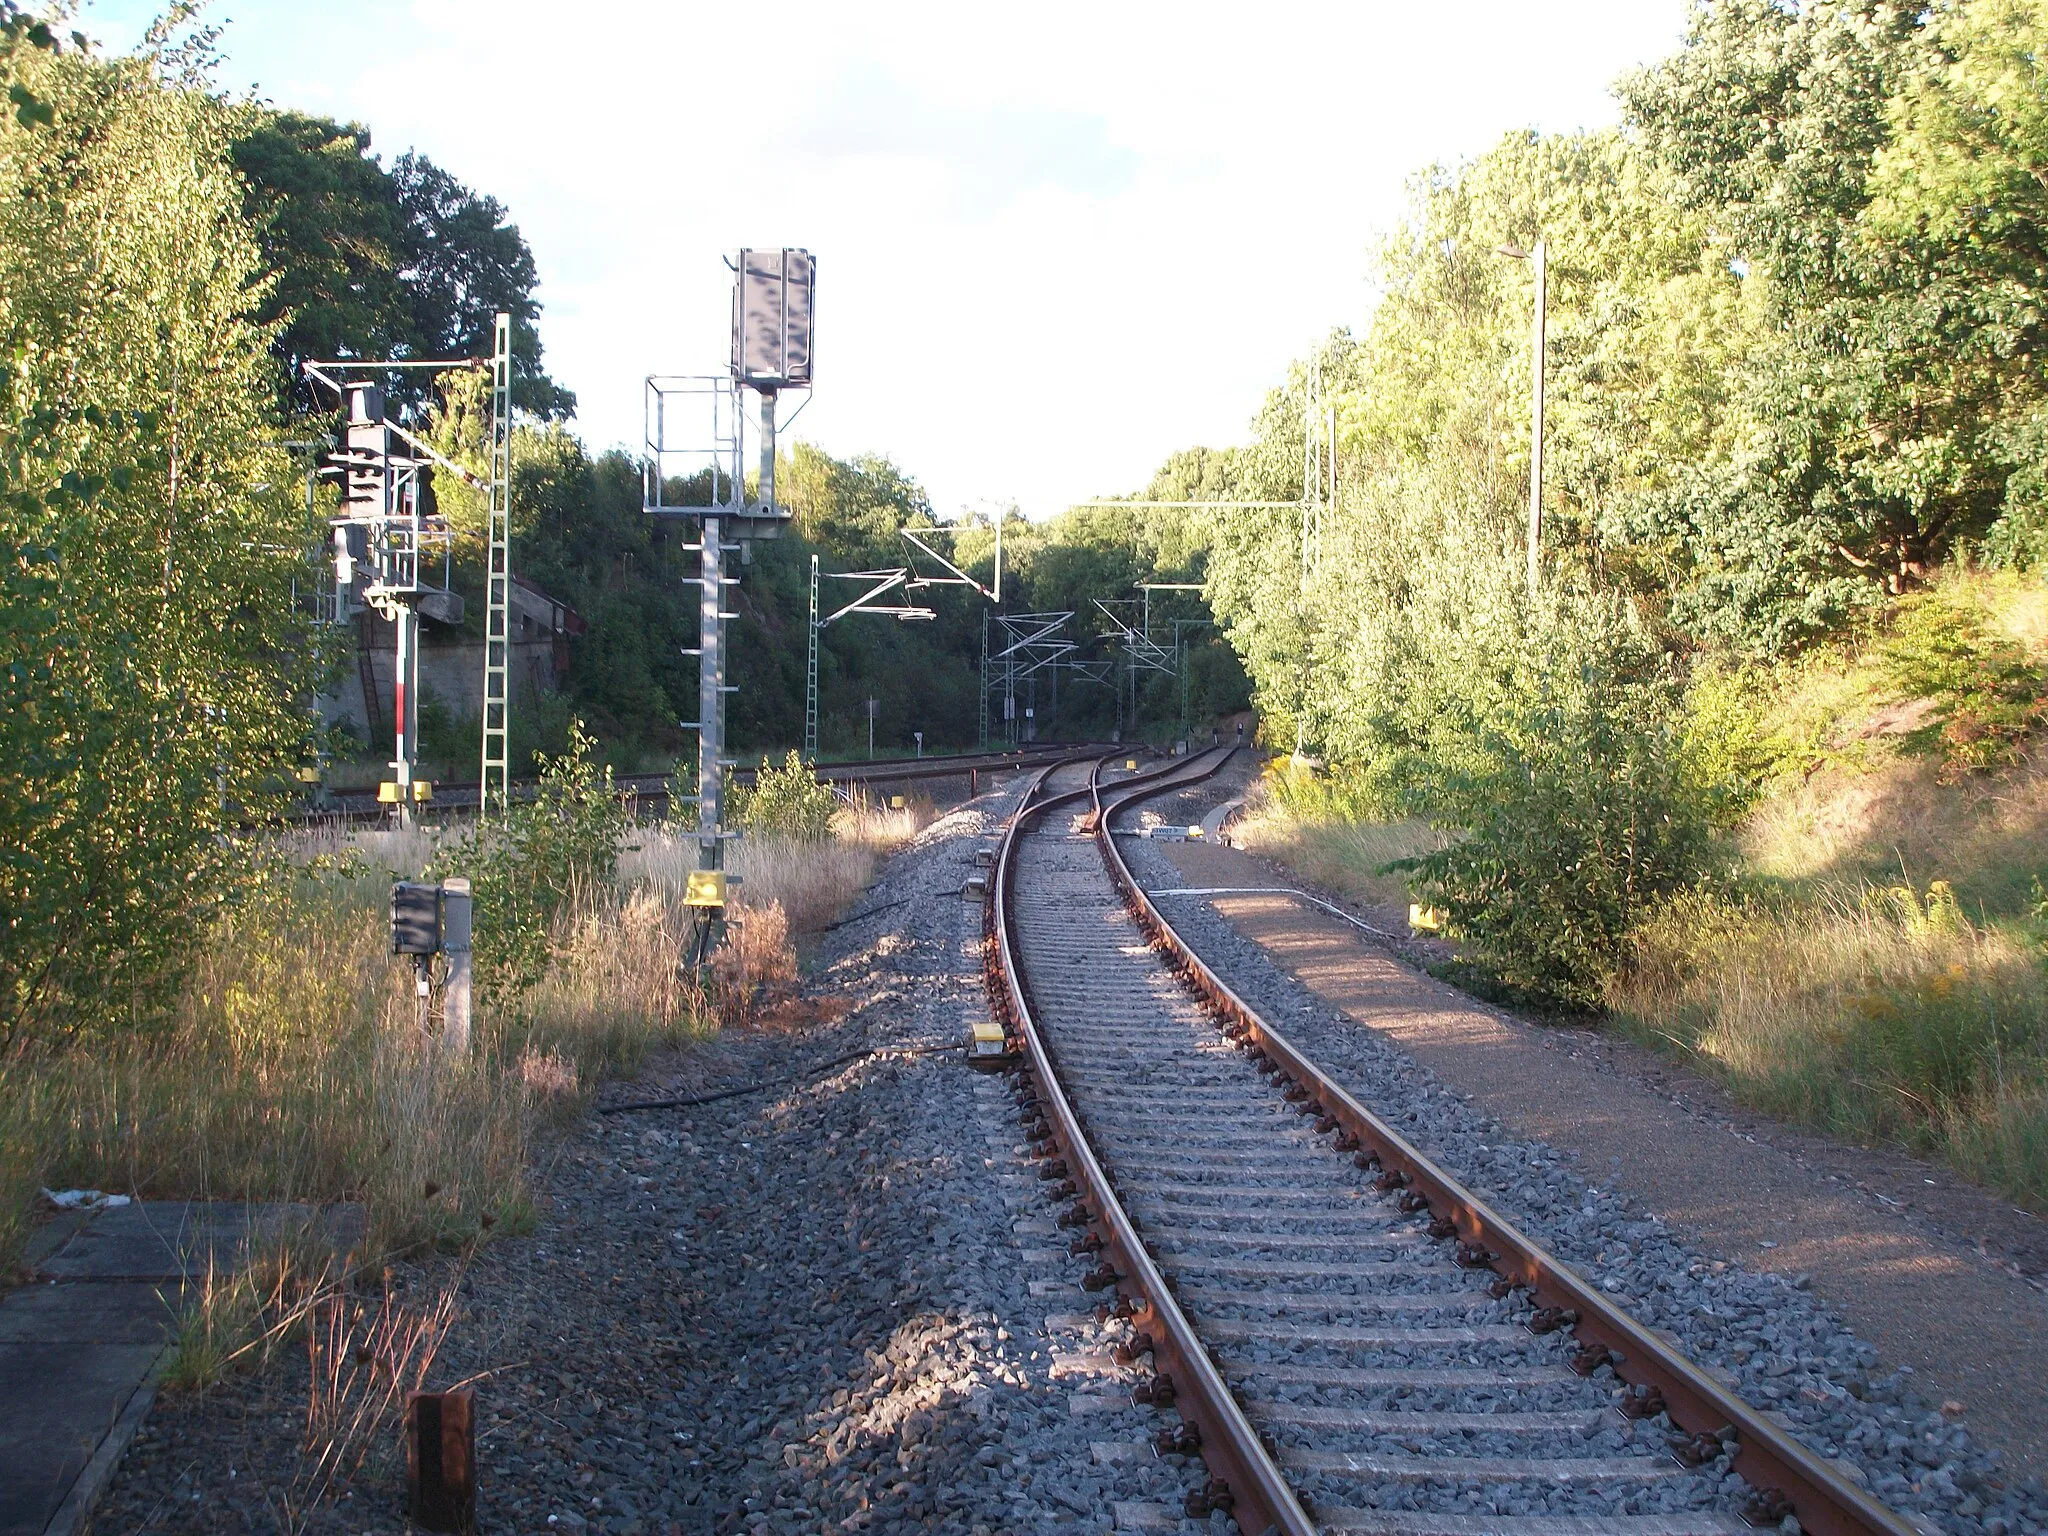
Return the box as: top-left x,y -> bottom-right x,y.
987,750 -> 1919,1536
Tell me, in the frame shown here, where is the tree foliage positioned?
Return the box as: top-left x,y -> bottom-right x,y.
231,108 -> 573,418
1184,0 -> 2048,997
0,31 -> 323,1047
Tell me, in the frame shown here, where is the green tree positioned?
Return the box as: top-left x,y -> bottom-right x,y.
1868,0 -> 2048,568
1621,1 -> 2048,646
231,109 -> 573,418
0,31 -> 324,1047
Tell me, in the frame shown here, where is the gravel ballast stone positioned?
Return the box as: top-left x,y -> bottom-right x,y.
88,781 -> 1218,1535
1112,780 -> 2038,1536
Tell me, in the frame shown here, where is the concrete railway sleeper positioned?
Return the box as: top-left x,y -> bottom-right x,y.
983,748 -> 1922,1536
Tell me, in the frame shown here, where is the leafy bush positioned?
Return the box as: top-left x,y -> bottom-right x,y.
435,721 -> 629,1006
1382,582 -> 1722,1007
1879,590 -> 2045,780
730,750 -> 836,842
0,39 -> 324,1052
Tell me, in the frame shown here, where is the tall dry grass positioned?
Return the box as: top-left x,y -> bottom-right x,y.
1610,885 -> 2048,1205
1229,772 -> 1444,911
621,826 -> 880,937
2,808 -> 894,1279
0,833 -> 712,1279
832,785 -> 939,852
1742,749 -> 2048,917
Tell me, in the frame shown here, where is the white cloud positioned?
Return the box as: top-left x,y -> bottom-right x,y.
87,0 -> 1689,515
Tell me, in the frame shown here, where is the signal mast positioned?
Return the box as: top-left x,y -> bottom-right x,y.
308,318 -> 510,825
645,251 -> 815,966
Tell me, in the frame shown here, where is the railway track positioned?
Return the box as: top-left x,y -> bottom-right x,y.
303,742 -> 1111,820
986,750 -> 1919,1536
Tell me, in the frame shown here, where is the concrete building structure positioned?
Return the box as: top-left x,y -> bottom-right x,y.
324,575 -> 583,747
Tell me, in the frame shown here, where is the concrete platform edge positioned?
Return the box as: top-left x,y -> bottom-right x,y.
43,1342 -> 169,1536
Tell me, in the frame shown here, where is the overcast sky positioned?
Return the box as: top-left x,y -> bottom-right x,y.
86,1 -> 1690,519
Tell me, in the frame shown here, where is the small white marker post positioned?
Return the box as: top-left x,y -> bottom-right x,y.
441,877 -> 473,1055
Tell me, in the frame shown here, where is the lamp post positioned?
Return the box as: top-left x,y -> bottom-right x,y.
1496,239 -> 1546,597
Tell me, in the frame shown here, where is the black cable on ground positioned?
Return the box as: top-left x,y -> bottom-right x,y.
821,896 -> 911,932
597,1041 -> 965,1115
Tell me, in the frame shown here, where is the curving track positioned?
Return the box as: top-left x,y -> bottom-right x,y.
986,750 -> 1919,1536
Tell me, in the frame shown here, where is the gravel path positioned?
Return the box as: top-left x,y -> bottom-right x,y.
90,782 -> 1219,1536
1113,779 -> 2045,1536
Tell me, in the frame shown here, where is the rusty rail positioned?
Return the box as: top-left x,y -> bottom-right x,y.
1086,763 -> 1923,1536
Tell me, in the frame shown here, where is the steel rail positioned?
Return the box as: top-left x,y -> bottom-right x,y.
989,747 -> 1315,1536
302,743 -> 1115,820
1089,771 -> 1922,1536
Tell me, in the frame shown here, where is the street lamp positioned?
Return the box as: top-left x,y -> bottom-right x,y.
1496,240 -> 1546,597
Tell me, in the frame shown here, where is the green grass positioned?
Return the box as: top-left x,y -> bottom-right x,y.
1608,886 -> 2048,1197
1239,570 -> 2048,1209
